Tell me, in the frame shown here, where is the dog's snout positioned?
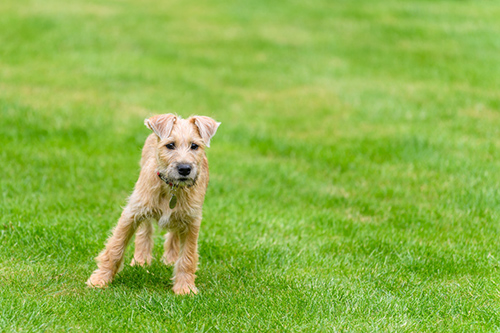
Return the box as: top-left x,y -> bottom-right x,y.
177,164 -> 192,176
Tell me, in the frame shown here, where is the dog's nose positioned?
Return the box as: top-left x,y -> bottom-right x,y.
177,164 -> 192,176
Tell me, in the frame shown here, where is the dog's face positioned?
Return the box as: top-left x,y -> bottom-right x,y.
145,114 -> 220,187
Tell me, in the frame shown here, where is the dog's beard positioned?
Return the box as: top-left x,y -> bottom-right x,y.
174,177 -> 197,187
157,171 -> 197,188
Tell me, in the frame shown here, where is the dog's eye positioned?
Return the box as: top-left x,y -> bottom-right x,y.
191,143 -> 199,150
165,143 -> 175,150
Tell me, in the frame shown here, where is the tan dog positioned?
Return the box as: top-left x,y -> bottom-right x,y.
87,114 -> 220,294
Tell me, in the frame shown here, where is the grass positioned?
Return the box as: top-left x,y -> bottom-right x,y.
1,0 -> 500,331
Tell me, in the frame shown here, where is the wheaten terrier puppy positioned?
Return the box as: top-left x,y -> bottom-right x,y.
87,114 -> 220,295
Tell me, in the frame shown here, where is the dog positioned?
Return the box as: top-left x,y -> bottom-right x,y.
86,114 -> 220,295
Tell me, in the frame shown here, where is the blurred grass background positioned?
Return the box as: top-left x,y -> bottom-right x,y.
1,0 -> 500,331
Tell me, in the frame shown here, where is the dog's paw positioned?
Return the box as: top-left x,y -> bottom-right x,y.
161,253 -> 178,266
172,283 -> 198,295
131,256 -> 152,267
86,270 -> 112,288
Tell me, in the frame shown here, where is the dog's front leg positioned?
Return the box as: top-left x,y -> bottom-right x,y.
172,221 -> 200,295
87,207 -> 141,288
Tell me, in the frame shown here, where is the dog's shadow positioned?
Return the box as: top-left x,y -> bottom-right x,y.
112,260 -> 174,291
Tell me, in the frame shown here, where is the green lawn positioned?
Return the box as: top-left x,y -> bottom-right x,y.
1,0 -> 500,331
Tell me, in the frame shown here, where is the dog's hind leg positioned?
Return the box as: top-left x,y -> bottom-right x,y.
131,219 -> 154,266
162,231 -> 179,266
86,207 -> 141,288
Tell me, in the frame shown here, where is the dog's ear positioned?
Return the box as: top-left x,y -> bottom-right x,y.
191,116 -> 221,148
144,114 -> 177,139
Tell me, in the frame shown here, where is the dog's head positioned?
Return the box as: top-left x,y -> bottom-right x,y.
144,114 -> 220,187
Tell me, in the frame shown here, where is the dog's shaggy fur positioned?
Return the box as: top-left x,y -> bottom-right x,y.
87,114 -> 220,294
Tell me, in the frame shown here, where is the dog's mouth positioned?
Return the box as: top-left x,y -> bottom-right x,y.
157,172 -> 196,188
175,177 -> 195,186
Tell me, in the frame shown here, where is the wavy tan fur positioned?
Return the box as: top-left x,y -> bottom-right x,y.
86,114 -> 220,295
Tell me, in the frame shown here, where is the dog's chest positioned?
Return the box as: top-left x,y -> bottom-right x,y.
157,196 -> 189,230
158,211 -> 191,230
157,211 -> 173,229
156,192 -> 175,229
